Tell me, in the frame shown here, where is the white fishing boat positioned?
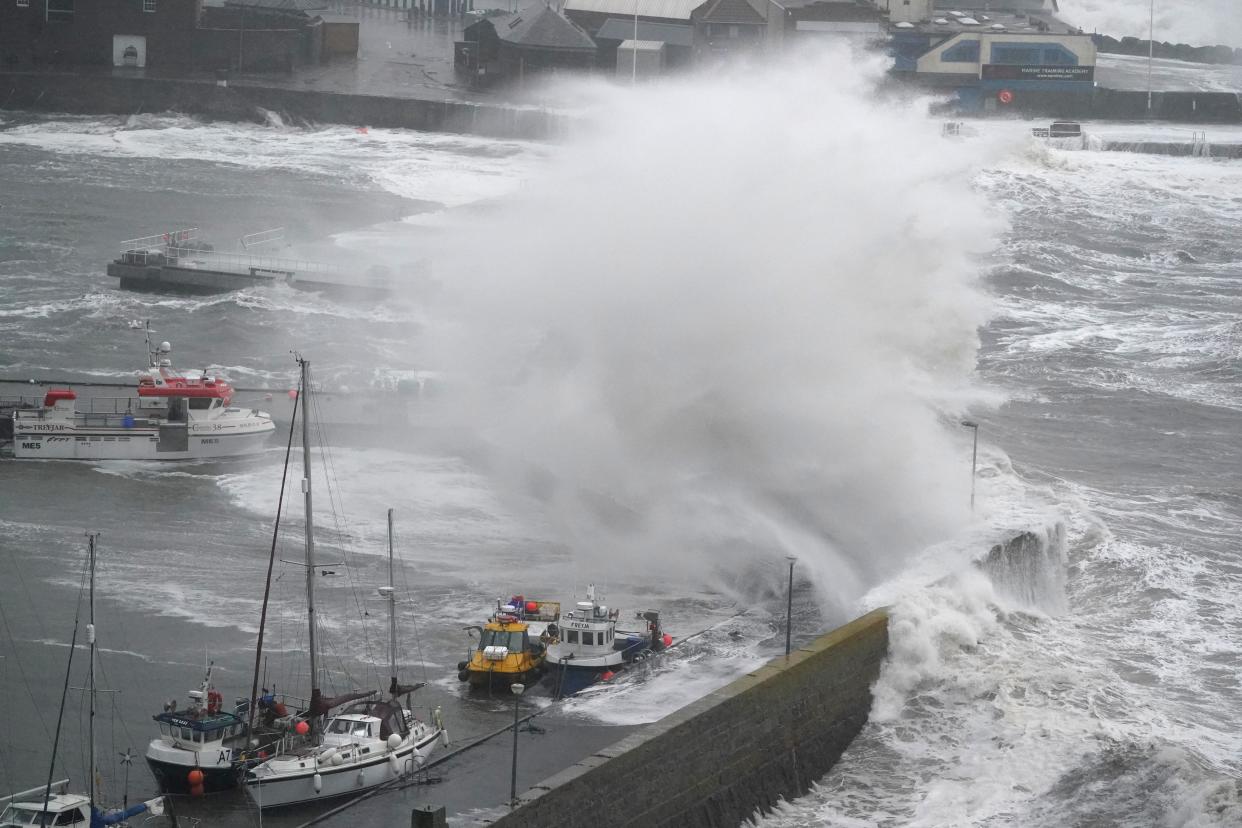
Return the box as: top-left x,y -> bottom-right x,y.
11,326 -> 274,460
244,359 -> 446,809
545,585 -> 671,699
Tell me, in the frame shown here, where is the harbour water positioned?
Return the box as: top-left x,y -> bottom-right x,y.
2,48 -> 1240,827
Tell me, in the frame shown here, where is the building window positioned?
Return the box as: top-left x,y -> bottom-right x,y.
990,42 -> 1078,67
45,0 -> 73,21
143,0 -> 155,11
941,39 -> 980,63
17,0 -> 31,8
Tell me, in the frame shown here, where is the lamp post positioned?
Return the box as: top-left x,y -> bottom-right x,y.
632,0 -> 639,85
784,556 -> 796,657
961,420 -> 979,512
1146,0 -> 1155,114
509,682 -> 526,807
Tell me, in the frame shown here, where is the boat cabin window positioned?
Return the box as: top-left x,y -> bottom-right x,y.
328,719 -> 372,738
478,630 -> 524,650
54,810 -> 84,825
180,727 -> 192,741
582,632 -> 594,646
566,630 -> 578,644
188,398 -> 214,411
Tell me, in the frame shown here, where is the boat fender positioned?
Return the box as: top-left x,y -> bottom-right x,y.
356,769 -> 365,787
662,633 -> 673,647
331,752 -> 345,766
458,669 -> 469,682
312,773 -> 323,794
433,706 -> 444,732
389,754 -> 401,777
386,734 -> 402,751
319,749 -> 336,765
456,660 -> 468,671
601,670 -> 615,681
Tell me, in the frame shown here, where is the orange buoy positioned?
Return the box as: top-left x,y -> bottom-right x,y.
600,671 -> 614,681
662,633 -> 673,647
287,389 -> 298,400
187,769 -> 205,787
525,601 -> 538,614
295,720 -> 310,735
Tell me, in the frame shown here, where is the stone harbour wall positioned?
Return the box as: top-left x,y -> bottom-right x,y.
0,71 -> 569,140
491,607 -> 890,828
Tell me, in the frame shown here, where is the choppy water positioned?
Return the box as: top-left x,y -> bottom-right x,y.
2,53 -> 1241,828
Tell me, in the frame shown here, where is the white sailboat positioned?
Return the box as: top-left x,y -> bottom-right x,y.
243,358 -> 446,809
1,536 -> 163,828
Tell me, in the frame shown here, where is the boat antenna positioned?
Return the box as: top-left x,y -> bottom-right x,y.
297,355 -> 323,742
38,541 -> 90,827
142,322 -> 157,369
88,533 -> 98,815
385,509 -> 398,697
246,371 -> 301,735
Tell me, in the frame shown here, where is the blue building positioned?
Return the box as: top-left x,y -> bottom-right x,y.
884,1 -> 1096,113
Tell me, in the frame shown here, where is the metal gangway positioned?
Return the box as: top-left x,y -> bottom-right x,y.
118,228 -> 338,280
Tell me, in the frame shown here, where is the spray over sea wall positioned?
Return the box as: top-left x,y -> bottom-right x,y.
416,47 -> 1003,611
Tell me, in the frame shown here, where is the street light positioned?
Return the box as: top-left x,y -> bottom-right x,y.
1147,0 -> 1155,115
961,420 -> 979,512
509,682 -> 526,808
784,556 -> 796,657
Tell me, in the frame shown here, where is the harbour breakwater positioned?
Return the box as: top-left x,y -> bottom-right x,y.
489,530 -> 1049,828
0,70 -> 568,140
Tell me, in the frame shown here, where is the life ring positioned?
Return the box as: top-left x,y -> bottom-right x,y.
997,89 -> 1014,105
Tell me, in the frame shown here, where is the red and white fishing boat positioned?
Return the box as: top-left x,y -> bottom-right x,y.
11,332 -> 275,461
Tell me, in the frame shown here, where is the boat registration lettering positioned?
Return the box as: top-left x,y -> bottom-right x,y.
201,438 -> 219,444
20,441 -> 41,450
218,749 -> 232,764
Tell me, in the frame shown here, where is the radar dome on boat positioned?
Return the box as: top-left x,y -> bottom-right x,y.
576,601 -> 593,613
160,341 -> 171,353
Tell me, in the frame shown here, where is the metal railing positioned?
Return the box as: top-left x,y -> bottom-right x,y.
166,246 -> 338,277
119,228 -> 199,253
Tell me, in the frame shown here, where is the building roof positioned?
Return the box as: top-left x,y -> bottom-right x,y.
698,0 -> 765,24
619,39 -> 666,49
562,0 -> 705,23
497,4 -> 598,51
221,0 -> 328,11
901,10 -> 1084,36
596,18 -> 693,45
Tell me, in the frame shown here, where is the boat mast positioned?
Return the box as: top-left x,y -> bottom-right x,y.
387,509 -> 397,695
87,533 -> 97,814
298,356 -> 321,741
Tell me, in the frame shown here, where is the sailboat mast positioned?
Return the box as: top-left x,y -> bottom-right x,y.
387,508 -> 397,693
87,533 -> 97,814
299,357 -> 321,739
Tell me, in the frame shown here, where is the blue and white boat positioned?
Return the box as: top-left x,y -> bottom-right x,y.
544,585 -> 671,699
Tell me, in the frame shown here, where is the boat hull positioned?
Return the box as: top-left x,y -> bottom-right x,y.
244,730 -> 442,809
11,424 -> 274,460
146,755 -> 239,793
546,645 -> 661,698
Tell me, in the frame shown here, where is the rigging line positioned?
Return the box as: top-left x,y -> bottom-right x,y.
308,395 -> 378,682
0,589 -> 53,742
389,523 -> 429,684
38,555 -> 89,826
248,378 -> 300,734
308,403 -> 371,635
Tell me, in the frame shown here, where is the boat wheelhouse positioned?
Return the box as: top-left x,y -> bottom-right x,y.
544,586 -> 670,698
459,596 -> 560,692
0,790 -> 90,828
10,333 -> 274,461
